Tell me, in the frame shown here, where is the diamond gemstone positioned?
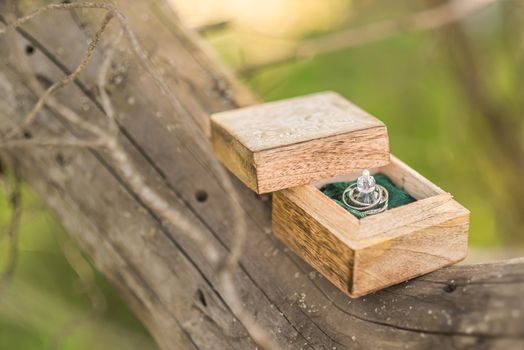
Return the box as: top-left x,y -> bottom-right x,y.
357,170 -> 376,194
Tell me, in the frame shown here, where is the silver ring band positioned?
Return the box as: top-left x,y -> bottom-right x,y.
341,183 -> 388,215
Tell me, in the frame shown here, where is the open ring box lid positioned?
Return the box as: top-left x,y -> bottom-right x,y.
210,92 -> 469,298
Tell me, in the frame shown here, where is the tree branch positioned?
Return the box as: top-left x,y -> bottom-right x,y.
0,169 -> 21,300
1,2 -> 276,348
240,0 -> 500,75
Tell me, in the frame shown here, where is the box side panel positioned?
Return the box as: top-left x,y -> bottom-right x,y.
256,126 -> 389,193
381,156 -> 446,199
272,191 -> 355,295
352,211 -> 470,297
359,193 -> 454,241
211,119 -> 258,192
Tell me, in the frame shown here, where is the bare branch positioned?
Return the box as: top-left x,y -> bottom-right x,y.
240,0 -> 500,75
97,6 -> 261,346
0,171 -> 22,300
97,29 -> 123,129
3,1 -> 247,271
4,11 -> 114,139
3,2 -> 276,348
195,20 -> 231,36
0,2 -> 114,35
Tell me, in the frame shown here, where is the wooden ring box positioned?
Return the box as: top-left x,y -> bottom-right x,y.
211,92 -> 469,297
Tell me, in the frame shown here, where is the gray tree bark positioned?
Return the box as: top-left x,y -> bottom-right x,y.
0,1 -> 523,349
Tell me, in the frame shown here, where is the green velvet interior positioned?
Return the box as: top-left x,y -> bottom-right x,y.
320,173 -> 416,219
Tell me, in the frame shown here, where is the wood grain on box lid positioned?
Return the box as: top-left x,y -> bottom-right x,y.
211,92 -> 384,152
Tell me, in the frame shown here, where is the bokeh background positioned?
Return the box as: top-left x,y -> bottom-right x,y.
1,0 -> 523,348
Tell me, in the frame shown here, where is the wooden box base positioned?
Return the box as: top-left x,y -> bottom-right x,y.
272,156 -> 469,298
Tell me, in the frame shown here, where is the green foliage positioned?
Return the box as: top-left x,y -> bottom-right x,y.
0,187 -> 156,350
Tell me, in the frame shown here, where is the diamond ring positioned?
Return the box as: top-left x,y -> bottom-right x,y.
341,170 -> 388,216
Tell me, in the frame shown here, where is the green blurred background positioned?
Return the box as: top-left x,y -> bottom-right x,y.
1,0 -> 523,348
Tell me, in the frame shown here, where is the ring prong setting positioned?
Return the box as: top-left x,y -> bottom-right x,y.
342,170 -> 388,216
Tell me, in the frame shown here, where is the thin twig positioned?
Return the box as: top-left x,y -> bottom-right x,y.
441,12 -> 524,241
195,20 -> 231,36
2,1 -> 246,270
4,3 -> 221,262
95,17 -> 272,346
3,2 -> 276,348
97,28 -> 123,130
240,0 -> 500,75
0,2 -> 114,35
4,11 -> 114,139
0,171 -> 22,300
90,5 -> 254,343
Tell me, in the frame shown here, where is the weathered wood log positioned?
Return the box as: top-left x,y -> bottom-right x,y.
0,1 -> 523,349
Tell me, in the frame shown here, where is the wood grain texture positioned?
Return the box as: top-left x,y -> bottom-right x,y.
211,92 -> 390,193
211,119 -> 258,191
272,157 -> 469,297
272,190 -> 356,294
211,92 -> 384,151
0,1 -> 523,349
